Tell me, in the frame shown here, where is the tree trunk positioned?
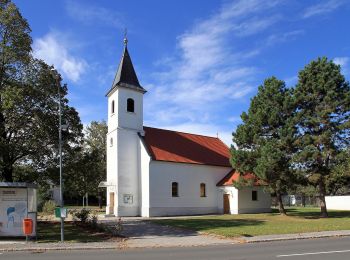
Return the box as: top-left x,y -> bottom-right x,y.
2,164 -> 13,182
319,180 -> 328,218
98,195 -> 102,209
301,194 -> 306,207
276,191 -> 287,215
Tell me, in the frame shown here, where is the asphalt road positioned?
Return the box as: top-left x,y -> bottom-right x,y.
1,237 -> 350,260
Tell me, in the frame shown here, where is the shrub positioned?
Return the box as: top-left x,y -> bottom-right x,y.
41,200 -> 57,214
73,208 -> 90,223
88,211 -> 98,229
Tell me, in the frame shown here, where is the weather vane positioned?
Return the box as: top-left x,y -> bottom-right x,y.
123,28 -> 128,46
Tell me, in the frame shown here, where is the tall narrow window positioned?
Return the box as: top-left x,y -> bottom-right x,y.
200,183 -> 206,197
252,190 -> 258,201
172,182 -> 178,197
127,98 -> 134,112
110,138 -> 113,147
111,100 -> 115,114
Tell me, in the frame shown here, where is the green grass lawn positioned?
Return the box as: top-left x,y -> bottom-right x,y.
36,221 -> 113,243
152,207 -> 350,238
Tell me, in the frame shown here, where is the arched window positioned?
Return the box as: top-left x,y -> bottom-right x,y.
110,138 -> 113,147
111,100 -> 115,114
200,183 -> 206,197
127,98 -> 134,112
172,182 -> 178,197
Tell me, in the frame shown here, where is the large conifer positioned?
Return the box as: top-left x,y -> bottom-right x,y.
231,77 -> 296,215
293,57 -> 350,217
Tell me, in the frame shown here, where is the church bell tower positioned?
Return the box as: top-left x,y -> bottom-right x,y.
105,36 -> 146,216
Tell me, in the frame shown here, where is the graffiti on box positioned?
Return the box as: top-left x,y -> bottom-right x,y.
0,188 -> 27,236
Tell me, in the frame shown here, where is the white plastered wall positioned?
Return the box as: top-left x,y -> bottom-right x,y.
140,139 -> 151,217
221,186 -> 271,214
106,86 -> 144,216
106,89 -> 118,215
325,196 -> 350,210
237,186 -> 271,213
148,161 -> 231,216
116,128 -> 141,216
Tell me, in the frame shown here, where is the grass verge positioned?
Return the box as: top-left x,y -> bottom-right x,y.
152,207 -> 350,238
36,221 -> 114,243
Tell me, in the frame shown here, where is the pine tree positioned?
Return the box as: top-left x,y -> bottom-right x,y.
293,57 -> 350,217
231,77 -> 296,215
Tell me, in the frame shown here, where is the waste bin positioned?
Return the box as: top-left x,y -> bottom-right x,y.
23,218 -> 33,235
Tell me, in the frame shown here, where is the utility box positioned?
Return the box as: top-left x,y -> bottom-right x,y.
0,182 -> 37,237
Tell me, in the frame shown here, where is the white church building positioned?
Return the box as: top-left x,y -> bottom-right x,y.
101,39 -> 271,217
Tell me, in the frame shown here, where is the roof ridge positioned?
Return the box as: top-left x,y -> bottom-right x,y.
143,126 -> 221,140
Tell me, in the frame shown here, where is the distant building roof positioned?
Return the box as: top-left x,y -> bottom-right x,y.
216,170 -> 262,186
142,126 -> 231,167
0,182 -> 38,188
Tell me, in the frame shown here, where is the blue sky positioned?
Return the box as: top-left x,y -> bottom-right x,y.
14,0 -> 350,145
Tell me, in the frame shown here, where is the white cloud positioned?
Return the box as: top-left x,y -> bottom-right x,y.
143,0 -> 286,143
284,75 -> 298,87
228,116 -> 241,123
65,0 -> 124,28
333,57 -> 349,67
303,0 -> 346,18
33,32 -> 87,82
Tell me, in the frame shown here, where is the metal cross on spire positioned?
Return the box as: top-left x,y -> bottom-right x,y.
123,28 -> 128,46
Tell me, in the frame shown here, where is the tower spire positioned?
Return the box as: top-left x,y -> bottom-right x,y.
105,30 -> 146,96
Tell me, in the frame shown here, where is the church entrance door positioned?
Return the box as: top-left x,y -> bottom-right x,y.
223,194 -> 230,214
109,192 -> 115,215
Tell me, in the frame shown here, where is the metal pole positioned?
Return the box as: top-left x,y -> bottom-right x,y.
58,74 -> 64,242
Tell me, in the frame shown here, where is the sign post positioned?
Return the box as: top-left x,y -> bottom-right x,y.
55,207 -> 67,219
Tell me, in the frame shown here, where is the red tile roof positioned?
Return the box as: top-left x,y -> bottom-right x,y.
142,126 -> 231,167
216,169 -> 262,186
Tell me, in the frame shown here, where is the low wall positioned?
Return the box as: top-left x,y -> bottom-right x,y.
325,196 -> 350,210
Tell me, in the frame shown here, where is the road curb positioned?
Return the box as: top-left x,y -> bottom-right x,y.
242,230 -> 350,243
0,242 -> 129,252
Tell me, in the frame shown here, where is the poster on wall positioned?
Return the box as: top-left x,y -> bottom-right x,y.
0,188 -> 27,236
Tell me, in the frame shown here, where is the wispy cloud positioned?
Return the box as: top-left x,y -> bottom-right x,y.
265,30 -> 304,46
333,57 -> 349,67
65,0 -> 124,28
334,56 -> 350,76
284,75 -> 298,87
33,32 -> 88,82
302,0 -> 347,18
144,0 -> 285,144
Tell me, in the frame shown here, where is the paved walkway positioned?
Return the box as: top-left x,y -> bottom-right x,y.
117,219 -> 236,248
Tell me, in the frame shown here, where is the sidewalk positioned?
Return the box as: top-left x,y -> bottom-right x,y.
118,220 -> 235,248
0,240 -> 126,251
1,220 -> 350,252
242,230 -> 350,243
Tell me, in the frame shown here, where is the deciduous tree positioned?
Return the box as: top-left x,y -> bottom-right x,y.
0,0 -> 83,181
